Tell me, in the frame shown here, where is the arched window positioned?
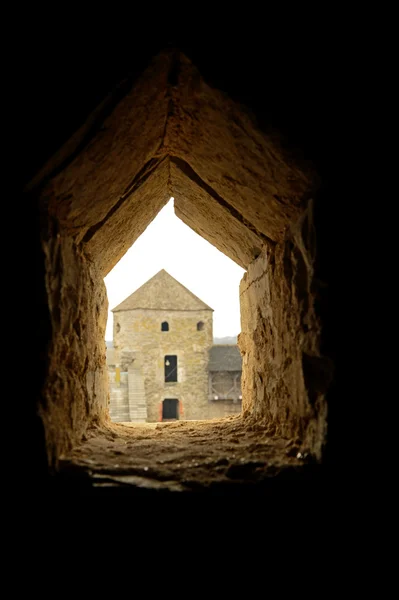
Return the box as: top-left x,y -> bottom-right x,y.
197,321 -> 204,331
161,321 -> 169,332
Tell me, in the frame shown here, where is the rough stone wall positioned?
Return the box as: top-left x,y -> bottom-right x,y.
208,401 -> 242,419
30,53 -> 174,277
169,54 -> 317,260
41,222 -> 109,467
108,371 -> 129,422
239,203 -> 332,459
113,308 -> 213,421
108,364 -> 242,422
30,51 -> 317,280
25,49 -> 329,473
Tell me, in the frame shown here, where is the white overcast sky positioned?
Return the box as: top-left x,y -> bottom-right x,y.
104,198 -> 245,340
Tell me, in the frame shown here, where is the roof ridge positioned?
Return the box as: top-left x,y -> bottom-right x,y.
111,269 -> 213,312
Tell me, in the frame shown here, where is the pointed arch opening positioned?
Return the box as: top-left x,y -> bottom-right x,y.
26,49 -> 332,493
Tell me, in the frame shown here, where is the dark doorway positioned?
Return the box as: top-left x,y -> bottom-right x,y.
162,398 -> 179,420
164,355 -> 178,382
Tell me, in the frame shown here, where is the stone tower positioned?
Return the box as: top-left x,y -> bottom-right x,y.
110,270 -> 213,422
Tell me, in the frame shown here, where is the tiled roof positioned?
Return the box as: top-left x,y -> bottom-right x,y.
208,345 -> 242,372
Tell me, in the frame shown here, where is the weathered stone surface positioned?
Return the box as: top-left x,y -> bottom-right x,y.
167,54 -> 317,244
59,417 -> 312,493
113,306 -> 213,422
108,271 -> 241,423
30,51 -> 318,276
32,51 -> 173,254
127,357 -> 148,422
84,157 -> 170,275
239,202 -> 332,459
108,371 -> 129,422
171,158 -> 264,268
27,49 -> 329,471
41,221 -> 109,467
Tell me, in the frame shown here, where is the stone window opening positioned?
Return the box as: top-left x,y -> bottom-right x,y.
164,355 -> 178,382
26,49 -> 334,494
197,321 -> 204,331
161,321 -> 169,331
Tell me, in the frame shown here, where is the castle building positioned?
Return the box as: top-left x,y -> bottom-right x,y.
106,270 -> 242,422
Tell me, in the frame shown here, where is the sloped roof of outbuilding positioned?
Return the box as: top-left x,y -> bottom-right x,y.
209,345 -> 242,372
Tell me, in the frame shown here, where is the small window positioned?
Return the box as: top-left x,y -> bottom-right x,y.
161,321 -> 169,332
197,321 -> 204,331
165,355 -> 177,382
116,323 -> 121,333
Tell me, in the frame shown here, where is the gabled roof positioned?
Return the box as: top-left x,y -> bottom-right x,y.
112,269 -> 213,312
209,345 -> 242,372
